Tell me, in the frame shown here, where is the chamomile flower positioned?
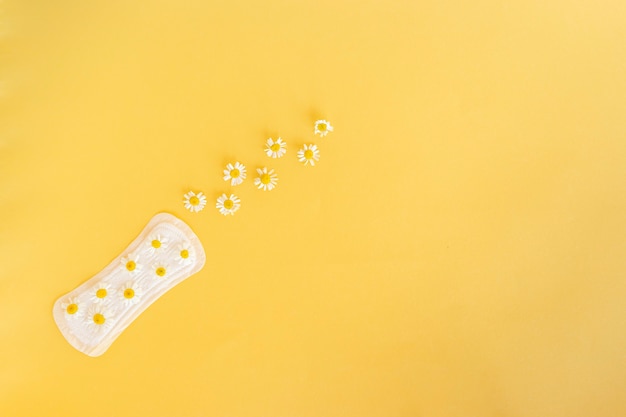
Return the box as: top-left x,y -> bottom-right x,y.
297,144 -> 320,166
183,191 -> 207,212
61,297 -> 82,319
223,162 -> 247,186
120,281 -> 141,307
153,263 -> 169,278
216,193 -> 241,216
314,119 -> 333,137
254,167 -> 278,191
86,304 -> 113,333
177,243 -> 194,265
91,283 -> 111,304
120,253 -> 142,275
265,137 -> 287,158
146,233 -> 168,255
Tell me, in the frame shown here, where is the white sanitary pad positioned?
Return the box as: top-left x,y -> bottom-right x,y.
53,213 -> 206,357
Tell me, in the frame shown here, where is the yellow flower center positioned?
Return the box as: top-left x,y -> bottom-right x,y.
152,240 -> 161,249
230,168 -> 240,178
96,288 -> 107,299
156,267 -> 166,277
261,174 -> 271,184
270,143 -> 281,152
126,260 -> 136,271
180,249 -> 189,259
93,313 -> 106,325
123,288 -> 135,299
224,199 -> 234,209
304,149 -> 314,159
189,196 -> 200,206
318,123 -> 327,131
66,304 -> 78,315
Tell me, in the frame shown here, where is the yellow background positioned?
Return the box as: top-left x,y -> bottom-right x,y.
1,0 -> 625,416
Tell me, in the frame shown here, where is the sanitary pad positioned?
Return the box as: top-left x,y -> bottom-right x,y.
53,213 -> 205,357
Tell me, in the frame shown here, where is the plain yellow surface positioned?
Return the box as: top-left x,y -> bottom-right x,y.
1,1 -> 626,416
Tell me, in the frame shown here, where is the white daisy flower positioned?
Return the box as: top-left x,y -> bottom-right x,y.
61,297 -> 82,319
183,191 -> 207,213
216,193 -> 241,216
120,281 -> 141,307
297,144 -> 320,166
314,119 -> 333,137
120,253 -> 142,275
86,304 -> 113,333
90,283 -> 111,304
177,243 -> 194,265
223,162 -> 247,186
254,167 -> 278,191
265,137 -> 287,158
146,233 -> 168,255
153,263 -> 169,279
